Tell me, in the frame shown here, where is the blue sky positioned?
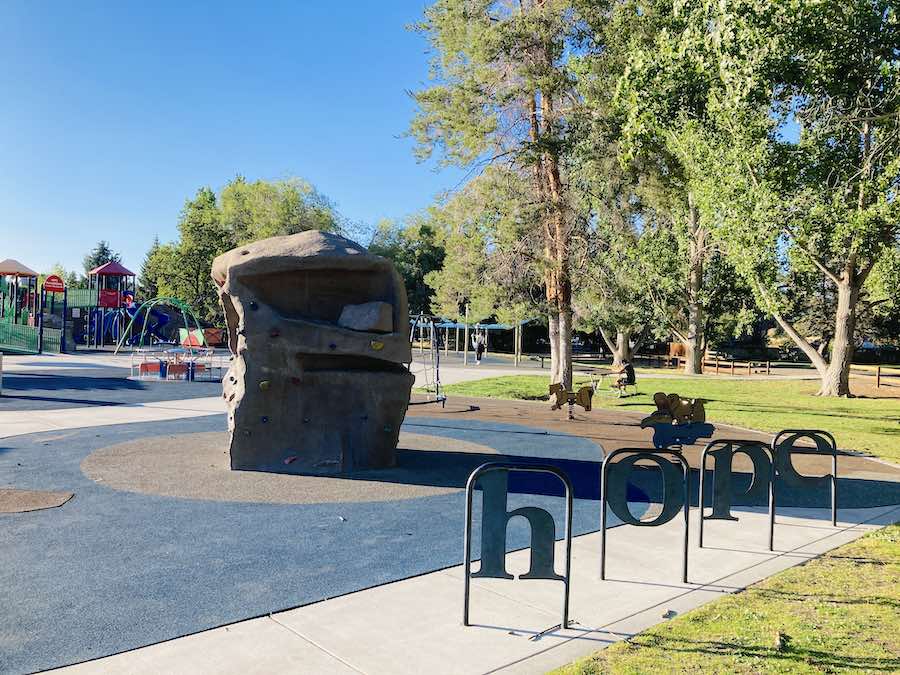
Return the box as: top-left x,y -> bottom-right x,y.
0,1 -> 464,275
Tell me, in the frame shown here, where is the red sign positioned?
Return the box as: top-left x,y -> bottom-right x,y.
43,275 -> 65,293
98,288 -> 121,308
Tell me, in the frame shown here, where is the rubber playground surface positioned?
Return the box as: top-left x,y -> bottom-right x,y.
1,368 -> 899,674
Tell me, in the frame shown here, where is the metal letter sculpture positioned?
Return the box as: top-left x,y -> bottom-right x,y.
463,463 -> 573,628
698,440 -> 774,550
771,430 -> 838,545
600,449 -> 690,583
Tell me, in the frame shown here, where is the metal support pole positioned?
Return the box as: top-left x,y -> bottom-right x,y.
698,440 -> 774,551
463,305 -> 470,366
514,324 -> 520,367
61,288 -> 68,353
38,288 -> 45,354
770,429 -> 839,548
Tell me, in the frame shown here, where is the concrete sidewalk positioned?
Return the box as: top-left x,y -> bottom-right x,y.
53,504 -> 899,675
0,396 -> 224,439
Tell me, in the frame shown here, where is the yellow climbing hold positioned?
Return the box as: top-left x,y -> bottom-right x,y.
370,340 -> 384,351
259,380 -> 271,391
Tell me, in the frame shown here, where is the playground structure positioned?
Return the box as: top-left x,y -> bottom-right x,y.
0,254 -> 213,355
116,296 -> 216,382
128,346 -> 227,382
0,259 -> 39,324
83,261 -> 137,348
408,313 -> 446,407
0,259 -> 66,354
113,296 -> 205,354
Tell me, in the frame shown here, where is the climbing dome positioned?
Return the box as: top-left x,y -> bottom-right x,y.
114,297 -> 204,354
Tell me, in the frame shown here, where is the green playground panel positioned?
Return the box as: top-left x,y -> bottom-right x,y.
66,288 -> 99,308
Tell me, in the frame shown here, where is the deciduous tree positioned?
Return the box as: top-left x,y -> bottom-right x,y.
410,0 -> 582,389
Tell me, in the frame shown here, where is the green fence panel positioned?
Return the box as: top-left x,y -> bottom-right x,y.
0,322 -> 39,353
42,327 -> 62,353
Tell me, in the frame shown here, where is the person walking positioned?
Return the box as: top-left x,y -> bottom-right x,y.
473,333 -> 486,365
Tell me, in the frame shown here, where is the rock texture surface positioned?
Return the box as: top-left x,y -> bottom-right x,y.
212,231 -> 414,474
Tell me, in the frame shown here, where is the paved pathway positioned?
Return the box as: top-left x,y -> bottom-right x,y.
1,352 -> 898,674
53,504 -> 899,674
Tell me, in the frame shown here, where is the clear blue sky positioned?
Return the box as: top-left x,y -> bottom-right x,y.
0,1 -> 464,275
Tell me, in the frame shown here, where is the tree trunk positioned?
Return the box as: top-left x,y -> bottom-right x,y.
548,312 -> 560,383
817,280 -> 858,396
683,195 -> 704,374
599,326 -> 634,369
558,308 -> 573,391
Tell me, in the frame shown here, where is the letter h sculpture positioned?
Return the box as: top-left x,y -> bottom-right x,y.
463,463 -> 573,628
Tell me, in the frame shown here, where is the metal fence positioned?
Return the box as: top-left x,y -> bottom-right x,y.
0,322 -> 40,353
42,327 -> 62,353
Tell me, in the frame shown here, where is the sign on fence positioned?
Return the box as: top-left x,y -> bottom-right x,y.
43,275 -> 65,293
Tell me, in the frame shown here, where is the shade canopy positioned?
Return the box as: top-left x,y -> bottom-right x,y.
89,261 -> 135,276
0,258 -> 38,277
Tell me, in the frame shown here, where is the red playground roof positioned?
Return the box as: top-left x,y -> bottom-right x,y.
89,261 -> 135,276
0,258 -> 38,277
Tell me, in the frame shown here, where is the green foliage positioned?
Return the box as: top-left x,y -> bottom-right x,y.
141,176 -> 344,325
368,217 -> 445,314
220,175 -> 342,242
138,236 -> 161,298
152,187 -> 233,324
44,263 -> 85,289
409,0 -> 577,167
422,166 -> 545,324
603,0 -> 900,392
423,197 -> 498,324
82,240 -> 121,275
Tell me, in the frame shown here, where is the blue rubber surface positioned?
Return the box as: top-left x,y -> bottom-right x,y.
0,416 -> 609,674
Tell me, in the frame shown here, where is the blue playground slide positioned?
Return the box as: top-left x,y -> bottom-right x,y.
124,305 -> 170,345
84,306 -> 171,345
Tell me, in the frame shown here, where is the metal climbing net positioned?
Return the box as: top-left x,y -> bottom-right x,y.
407,313 -> 446,407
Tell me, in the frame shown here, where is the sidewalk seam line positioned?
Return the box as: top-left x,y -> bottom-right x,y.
267,614 -> 368,675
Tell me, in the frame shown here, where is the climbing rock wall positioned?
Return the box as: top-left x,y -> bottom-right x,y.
212,231 -> 414,475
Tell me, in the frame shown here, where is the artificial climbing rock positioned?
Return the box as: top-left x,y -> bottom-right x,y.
212,230 -> 414,474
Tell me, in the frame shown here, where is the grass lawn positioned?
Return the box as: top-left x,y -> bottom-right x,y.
440,375 -> 900,464
550,523 -> 900,674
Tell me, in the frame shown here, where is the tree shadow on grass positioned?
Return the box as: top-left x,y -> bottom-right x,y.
750,587 -> 900,609
700,399 -> 900,424
628,634 -> 900,671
